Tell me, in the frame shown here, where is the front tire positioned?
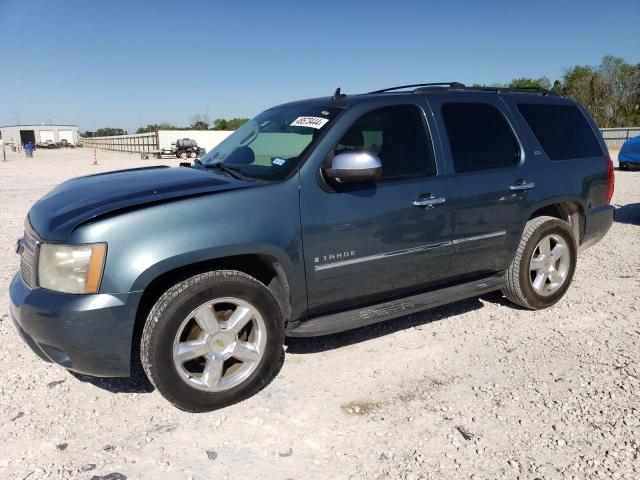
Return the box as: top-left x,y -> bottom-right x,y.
141,270 -> 284,412
503,216 -> 577,310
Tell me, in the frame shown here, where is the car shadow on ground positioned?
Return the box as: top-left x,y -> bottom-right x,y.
69,347 -> 286,401
69,352 -> 154,394
613,202 -> 640,226
68,293 -> 508,393
286,293 -> 499,354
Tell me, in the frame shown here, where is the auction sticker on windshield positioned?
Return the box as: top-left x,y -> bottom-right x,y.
290,116 -> 329,129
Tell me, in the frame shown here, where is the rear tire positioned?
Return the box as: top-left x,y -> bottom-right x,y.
503,216 -> 577,310
141,270 -> 284,412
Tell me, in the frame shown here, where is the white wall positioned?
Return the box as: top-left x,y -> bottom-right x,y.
157,130 -> 232,152
0,125 -> 79,145
38,130 -> 55,142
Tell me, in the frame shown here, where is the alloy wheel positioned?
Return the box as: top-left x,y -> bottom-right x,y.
172,297 -> 266,392
529,234 -> 571,296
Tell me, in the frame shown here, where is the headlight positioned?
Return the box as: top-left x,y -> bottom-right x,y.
38,243 -> 107,294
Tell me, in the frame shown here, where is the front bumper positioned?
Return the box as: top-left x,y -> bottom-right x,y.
9,273 -> 142,377
618,154 -> 640,166
580,204 -> 614,251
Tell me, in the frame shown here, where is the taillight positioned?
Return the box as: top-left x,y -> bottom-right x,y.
605,155 -> 614,204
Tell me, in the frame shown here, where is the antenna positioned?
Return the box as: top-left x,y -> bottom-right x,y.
332,87 -> 346,100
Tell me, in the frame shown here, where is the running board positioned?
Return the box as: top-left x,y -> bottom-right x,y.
287,273 -> 505,337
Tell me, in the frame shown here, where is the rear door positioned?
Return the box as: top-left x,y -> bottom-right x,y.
426,94 -> 536,278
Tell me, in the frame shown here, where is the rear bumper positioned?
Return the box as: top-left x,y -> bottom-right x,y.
580,205 -> 614,251
9,273 -> 142,377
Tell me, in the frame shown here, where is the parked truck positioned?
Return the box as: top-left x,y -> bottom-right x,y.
159,138 -> 205,159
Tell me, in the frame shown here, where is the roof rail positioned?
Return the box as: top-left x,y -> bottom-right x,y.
367,82 -> 466,94
413,85 -> 559,96
460,86 -> 558,96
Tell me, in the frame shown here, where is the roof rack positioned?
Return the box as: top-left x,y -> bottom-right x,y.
367,82 -> 466,94
433,85 -> 559,96
367,83 -> 559,97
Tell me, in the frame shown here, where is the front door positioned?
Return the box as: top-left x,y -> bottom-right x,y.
426,94 -> 536,278
299,101 -> 452,317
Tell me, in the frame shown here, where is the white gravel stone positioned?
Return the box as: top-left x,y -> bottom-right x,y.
0,148 -> 638,479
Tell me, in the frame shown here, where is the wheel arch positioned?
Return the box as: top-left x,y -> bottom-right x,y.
527,199 -> 585,245
131,251 -> 294,360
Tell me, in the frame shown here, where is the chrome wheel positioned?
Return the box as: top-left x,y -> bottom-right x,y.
529,234 -> 570,296
172,297 -> 267,392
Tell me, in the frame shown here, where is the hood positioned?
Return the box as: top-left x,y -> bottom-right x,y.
28,166 -> 253,241
621,136 -> 640,153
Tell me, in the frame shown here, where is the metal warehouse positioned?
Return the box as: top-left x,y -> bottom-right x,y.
0,124 -> 79,147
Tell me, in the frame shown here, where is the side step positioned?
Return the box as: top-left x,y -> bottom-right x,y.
287,273 -> 505,337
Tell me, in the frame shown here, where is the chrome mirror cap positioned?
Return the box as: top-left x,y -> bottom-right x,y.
324,151 -> 382,183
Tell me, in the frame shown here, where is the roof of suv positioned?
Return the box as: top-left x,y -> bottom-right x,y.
274,83 -> 569,110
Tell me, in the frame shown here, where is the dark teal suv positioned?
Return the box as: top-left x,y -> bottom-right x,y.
10,83 -> 614,411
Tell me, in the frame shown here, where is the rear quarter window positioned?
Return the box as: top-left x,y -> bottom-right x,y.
517,103 -> 603,161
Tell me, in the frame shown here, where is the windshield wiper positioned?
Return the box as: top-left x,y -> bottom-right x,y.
206,162 -> 245,180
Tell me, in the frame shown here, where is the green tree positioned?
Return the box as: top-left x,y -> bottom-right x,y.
136,122 -> 176,134
213,118 -> 229,130
213,118 -> 249,130
95,128 -> 127,136
561,56 -> 640,127
507,77 -> 552,90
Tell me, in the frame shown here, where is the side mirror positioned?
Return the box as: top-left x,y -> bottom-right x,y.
323,151 -> 382,183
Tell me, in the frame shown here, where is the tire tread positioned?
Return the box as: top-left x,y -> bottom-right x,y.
140,270 -> 282,412
503,216 -> 562,309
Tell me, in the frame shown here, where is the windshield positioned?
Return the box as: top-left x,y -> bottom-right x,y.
200,106 -> 340,180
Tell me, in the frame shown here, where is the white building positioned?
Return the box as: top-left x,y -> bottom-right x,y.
0,124 -> 80,147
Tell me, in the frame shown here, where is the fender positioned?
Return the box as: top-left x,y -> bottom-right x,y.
67,177 -> 307,318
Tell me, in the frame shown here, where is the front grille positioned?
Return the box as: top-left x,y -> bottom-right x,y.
19,224 -> 40,290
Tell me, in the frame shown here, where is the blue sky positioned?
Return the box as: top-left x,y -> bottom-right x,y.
1,0 -> 638,132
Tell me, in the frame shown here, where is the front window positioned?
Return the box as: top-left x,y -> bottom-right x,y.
201,106 -> 340,180
331,104 -> 436,179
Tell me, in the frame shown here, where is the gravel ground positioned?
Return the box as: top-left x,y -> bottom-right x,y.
0,147 -> 638,480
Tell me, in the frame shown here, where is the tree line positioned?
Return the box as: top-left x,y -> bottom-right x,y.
82,117 -> 250,137
480,55 -> 639,128
82,54 -> 638,137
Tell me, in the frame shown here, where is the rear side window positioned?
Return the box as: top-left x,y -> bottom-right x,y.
335,104 -> 436,178
517,103 -> 603,160
441,103 -> 520,172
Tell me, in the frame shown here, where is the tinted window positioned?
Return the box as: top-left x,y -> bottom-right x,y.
334,104 -> 436,178
441,103 -> 520,172
517,103 -> 602,160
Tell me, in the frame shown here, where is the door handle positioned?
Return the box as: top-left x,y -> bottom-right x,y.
412,194 -> 446,208
510,180 -> 536,191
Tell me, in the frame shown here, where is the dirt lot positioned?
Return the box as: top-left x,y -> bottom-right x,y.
0,147 -> 638,480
